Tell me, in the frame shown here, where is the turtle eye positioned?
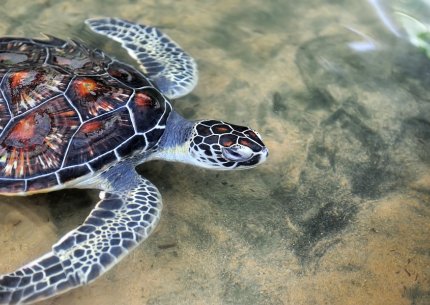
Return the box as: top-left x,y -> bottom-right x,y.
222,144 -> 253,162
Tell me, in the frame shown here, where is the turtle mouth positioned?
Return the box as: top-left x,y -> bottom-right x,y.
260,147 -> 269,162
230,146 -> 269,168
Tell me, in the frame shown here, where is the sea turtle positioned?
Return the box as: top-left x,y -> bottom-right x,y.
0,18 -> 268,304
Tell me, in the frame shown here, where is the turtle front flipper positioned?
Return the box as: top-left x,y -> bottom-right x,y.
0,165 -> 162,305
85,17 -> 198,99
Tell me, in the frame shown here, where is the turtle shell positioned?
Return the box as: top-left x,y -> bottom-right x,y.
0,37 -> 171,195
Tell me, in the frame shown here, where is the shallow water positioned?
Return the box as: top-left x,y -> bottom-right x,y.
1,0 -> 430,304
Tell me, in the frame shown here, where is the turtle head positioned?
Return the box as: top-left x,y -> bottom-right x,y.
187,120 -> 268,170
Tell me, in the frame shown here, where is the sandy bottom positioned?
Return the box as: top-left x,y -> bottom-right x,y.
0,0 -> 429,304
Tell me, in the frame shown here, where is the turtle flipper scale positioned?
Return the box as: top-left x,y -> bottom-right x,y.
0,166 -> 162,305
85,17 -> 198,99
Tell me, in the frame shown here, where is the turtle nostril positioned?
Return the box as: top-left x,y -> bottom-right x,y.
222,144 -> 253,162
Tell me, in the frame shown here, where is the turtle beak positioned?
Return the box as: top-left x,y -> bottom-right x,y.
231,146 -> 269,169
254,147 -> 269,166
260,147 -> 269,162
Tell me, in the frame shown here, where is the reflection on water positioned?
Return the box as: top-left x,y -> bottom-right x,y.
1,0 -> 430,304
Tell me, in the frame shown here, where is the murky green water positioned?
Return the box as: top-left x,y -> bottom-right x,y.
1,0 -> 430,304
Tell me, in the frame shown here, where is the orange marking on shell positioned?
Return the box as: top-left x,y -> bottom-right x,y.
135,93 -> 153,108
10,71 -> 30,88
81,120 -> 103,134
74,78 -> 98,97
8,114 -> 37,143
6,112 -> 52,150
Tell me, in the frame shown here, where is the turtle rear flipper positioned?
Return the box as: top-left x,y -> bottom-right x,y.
0,164 -> 162,305
86,17 -> 198,99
